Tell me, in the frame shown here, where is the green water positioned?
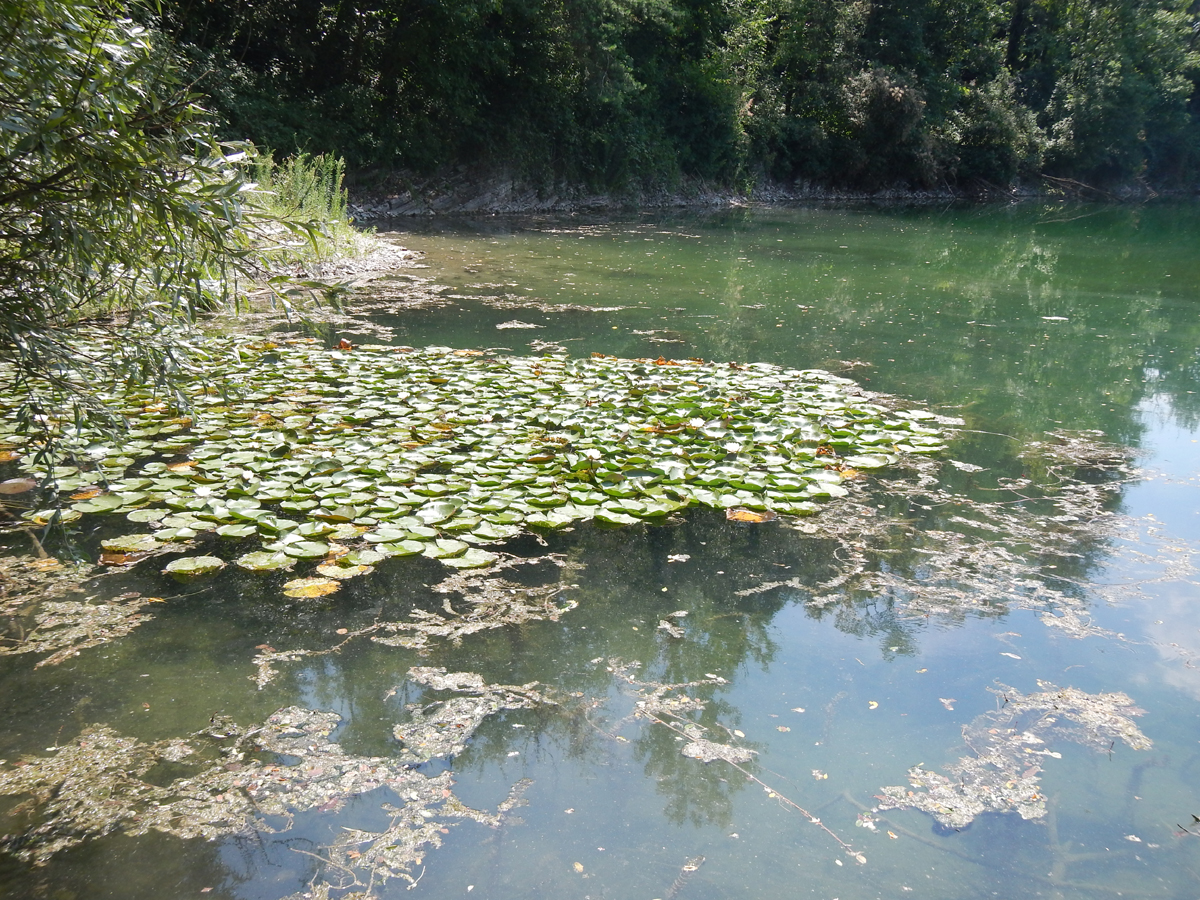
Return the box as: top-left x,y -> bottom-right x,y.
3,202 -> 1200,900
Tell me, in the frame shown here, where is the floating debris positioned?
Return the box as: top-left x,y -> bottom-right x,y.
595,660 -> 865,863
947,460 -> 984,473
658,619 -> 685,639
393,666 -> 554,763
607,659 -> 713,723
737,429 -> 1194,659
484,296 -> 629,314
0,674 -> 534,889
663,855 -> 705,900
0,590 -> 158,668
251,555 -> 578,688
681,733 -> 757,764
875,682 -> 1151,829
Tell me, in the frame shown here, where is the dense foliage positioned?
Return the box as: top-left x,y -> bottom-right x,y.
159,0 -> 1200,189
0,0 -> 255,404
0,0 -> 350,441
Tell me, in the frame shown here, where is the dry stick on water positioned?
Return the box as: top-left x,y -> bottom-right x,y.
638,709 -> 866,864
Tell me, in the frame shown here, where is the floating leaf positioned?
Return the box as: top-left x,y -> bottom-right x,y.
72,494 -> 124,514
380,539 -> 427,557
423,538 -> 468,559
163,556 -> 226,582
415,501 -> 462,525
525,511 -> 574,529
296,521 -> 337,538
726,507 -> 778,523
127,508 -> 168,524
154,526 -> 197,542
282,577 -> 341,598
842,453 -> 894,469
316,562 -> 374,580
0,477 -> 37,495
282,540 -> 332,559
363,526 -> 409,543
236,551 -> 294,572
345,548 -> 387,566
100,534 -> 161,553
442,548 -> 499,569
215,523 -> 257,539
0,341 -> 947,597
25,509 -> 82,525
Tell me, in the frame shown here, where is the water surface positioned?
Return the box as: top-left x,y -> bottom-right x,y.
2,202 -> 1199,900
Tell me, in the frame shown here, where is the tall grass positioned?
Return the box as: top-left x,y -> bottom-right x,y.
249,151 -> 371,265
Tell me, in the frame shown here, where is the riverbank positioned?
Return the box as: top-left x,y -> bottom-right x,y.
347,168 -> 1198,220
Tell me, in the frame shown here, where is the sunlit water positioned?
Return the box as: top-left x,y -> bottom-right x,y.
2,203 -> 1199,900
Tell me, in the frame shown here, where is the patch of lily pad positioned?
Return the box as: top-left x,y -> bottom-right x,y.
0,339 -> 949,587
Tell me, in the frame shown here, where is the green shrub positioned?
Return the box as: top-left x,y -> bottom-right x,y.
247,152 -> 366,264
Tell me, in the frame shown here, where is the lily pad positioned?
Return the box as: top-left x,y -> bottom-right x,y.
72,494 -> 124,514
842,453 -> 894,469
345,548 -> 387,566
380,539 -> 428,557
282,577 -> 341,598
0,339 -> 949,597
316,562 -> 374,580
163,556 -> 226,582
415,501 -> 462,525
0,477 -> 37,495
127,508 -> 169,524
595,509 -> 641,526
25,509 -> 82,526
442,548 -> 499,569
282,540 -> 332,559
101,534 -> 161,553
236,551 -> 294,572
154,526 -> 197,542
423,538 -> 469,559
215,523 -> 258,539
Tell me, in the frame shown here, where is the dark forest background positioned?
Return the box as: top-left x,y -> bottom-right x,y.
159,0 -> 1200,191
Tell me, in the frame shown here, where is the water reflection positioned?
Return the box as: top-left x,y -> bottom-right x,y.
386,202 -> 1200,444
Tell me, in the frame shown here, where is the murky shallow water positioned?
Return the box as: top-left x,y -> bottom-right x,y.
2,203 -> 1200,899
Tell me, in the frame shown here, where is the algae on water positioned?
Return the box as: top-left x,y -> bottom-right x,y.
393,666 -> 554,763
251,553 -> 578,688
0,668 -> 548,891
0,554 -> 160,667
874,682 -> 1152,829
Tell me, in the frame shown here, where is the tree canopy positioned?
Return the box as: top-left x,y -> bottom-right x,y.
159,0 -> 1200,189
